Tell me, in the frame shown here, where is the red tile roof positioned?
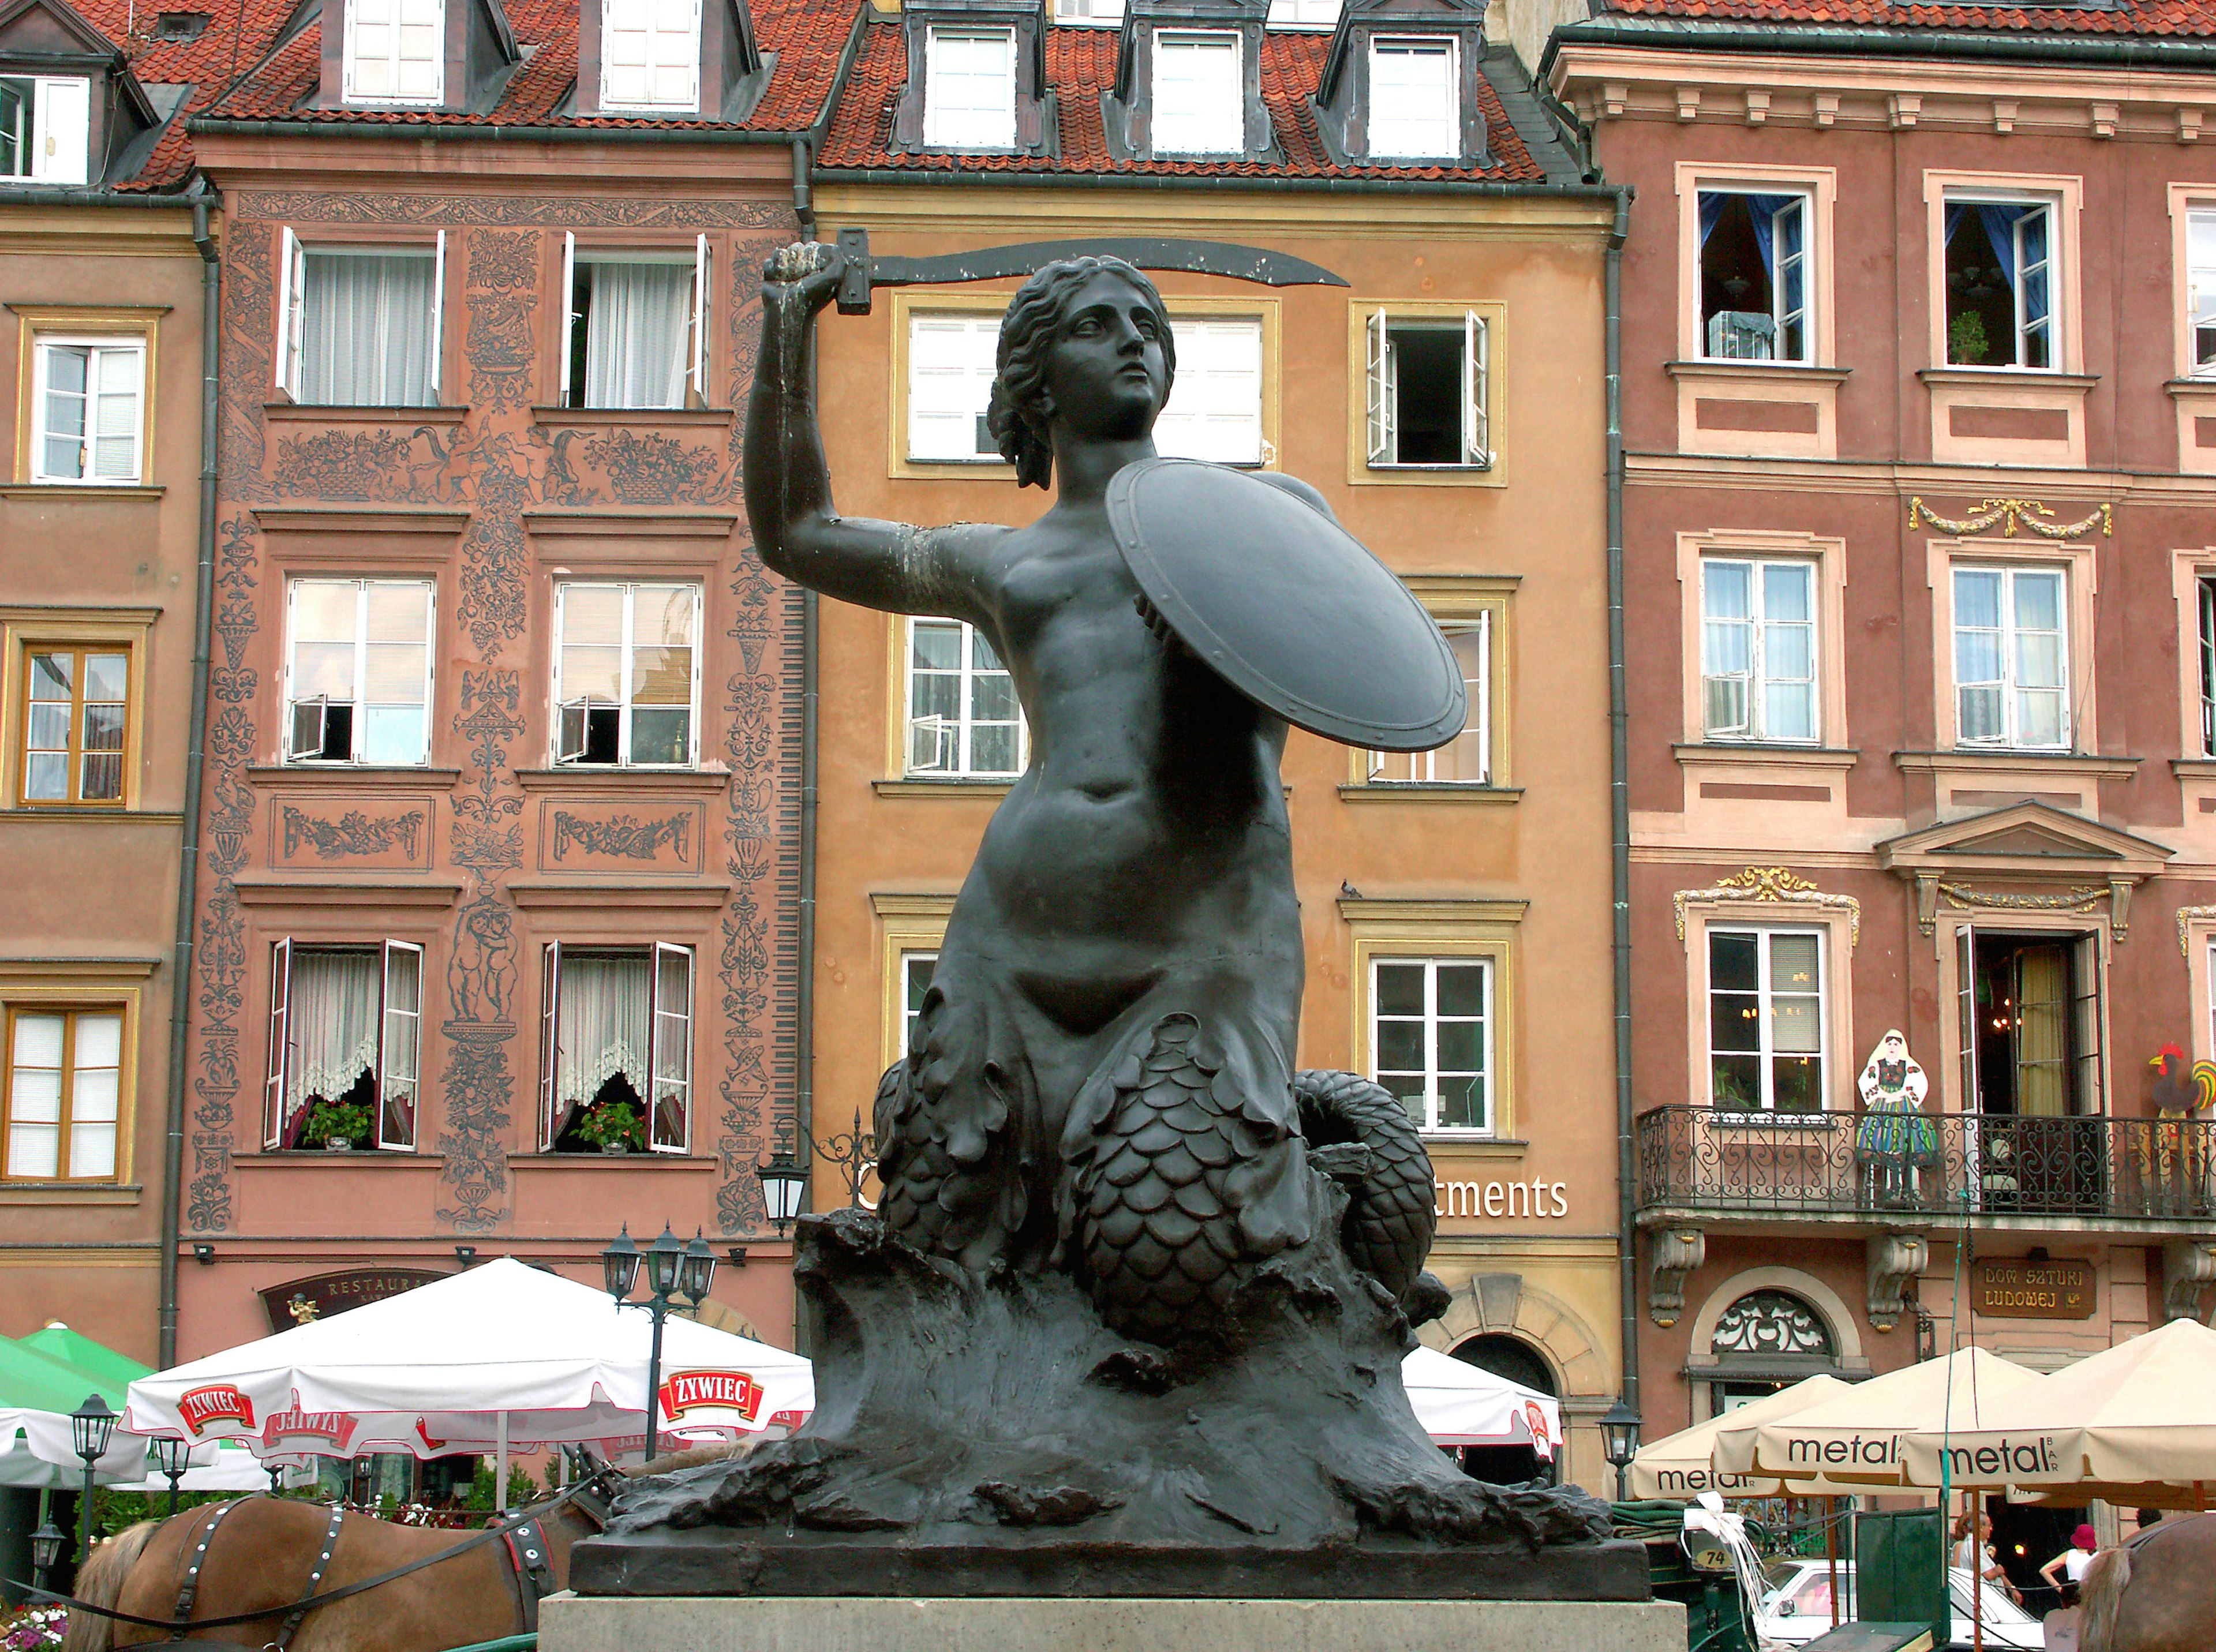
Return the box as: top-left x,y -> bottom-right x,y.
1593,0 -> 2216,39
62,0 -> 297,189
199,0 -> 856,133
814,19 -> 1549,180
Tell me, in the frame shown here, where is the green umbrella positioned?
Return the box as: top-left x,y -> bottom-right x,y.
15,1322 -> 151,1393
0,1336 -> 127,1413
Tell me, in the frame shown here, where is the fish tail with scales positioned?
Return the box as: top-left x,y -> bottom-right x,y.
1291,1067 -> 1437,1305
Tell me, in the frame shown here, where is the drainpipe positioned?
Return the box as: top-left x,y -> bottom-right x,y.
1605,185 -> 1639,1428
160,189 -> 220,1370
786,134 -> 821,1349
790,137 -> 816,239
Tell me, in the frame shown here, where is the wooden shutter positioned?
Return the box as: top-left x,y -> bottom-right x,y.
689,234 -> 712,407
559,232 -> 578,406
1955,924 -> 1979,1118
539,941 -> 562,1148
2071,931 -> 2103,1118
428,230 -> 447,399
650,943 -> 693,1152
1463,310 -> 1489,467
1365,309 -> 1393,464
264,938 -> 293,1148
377,939 -> 422,1150
1469,608 -> 1491,785
34,77 -> 89,186
276,228 -> 304,394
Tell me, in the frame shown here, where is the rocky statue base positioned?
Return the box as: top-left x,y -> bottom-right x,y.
568,1203 -> 1650,1601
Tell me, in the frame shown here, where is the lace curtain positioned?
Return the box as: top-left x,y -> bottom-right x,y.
557,952 -> 651,1106
301,252 -> 436,407
585,261 -> 690,410
287,950 -> 380,1117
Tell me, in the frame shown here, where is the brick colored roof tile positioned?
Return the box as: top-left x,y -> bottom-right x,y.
814,19 -> 1548,181
60,0 -> 297,189
1596,0 -> 2216,38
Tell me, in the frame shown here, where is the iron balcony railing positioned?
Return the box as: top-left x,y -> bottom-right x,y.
1635,1104 -> 2216,1222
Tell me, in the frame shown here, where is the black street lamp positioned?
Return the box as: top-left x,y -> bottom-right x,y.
150,1434 -> 190,1517
1599,1398 -> 1642,1503
755,1145 -> 808,1236
29,1519 -> 65,1589
754,1114 -> 877,1237
69,1394 -> 117,1567
603,1222 -> 716,1462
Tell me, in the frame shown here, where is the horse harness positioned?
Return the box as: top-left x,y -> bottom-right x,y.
495,1515 -> 559,1633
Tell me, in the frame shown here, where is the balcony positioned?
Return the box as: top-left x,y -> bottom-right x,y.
1635,1104 -> 2216,1228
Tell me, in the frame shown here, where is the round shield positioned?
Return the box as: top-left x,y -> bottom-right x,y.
1106,458 -> 1466,752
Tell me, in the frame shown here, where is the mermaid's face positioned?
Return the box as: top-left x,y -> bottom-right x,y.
1039,271 -> 1167,441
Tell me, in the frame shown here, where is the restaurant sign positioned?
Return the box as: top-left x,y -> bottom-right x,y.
259,1267 -> 448,1333
1974,1257 -> 2095,1320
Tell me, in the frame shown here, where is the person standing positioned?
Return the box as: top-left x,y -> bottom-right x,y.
1952,1509 -> 2021,1605
2039,1522 -> 2100,1605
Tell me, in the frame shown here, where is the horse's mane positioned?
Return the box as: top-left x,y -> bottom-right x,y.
2078,1543 -> 2129,1652
58,1520 -> 158,1652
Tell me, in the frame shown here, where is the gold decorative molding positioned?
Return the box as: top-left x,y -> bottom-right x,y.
1938,881 -> 2105,913
1673,866 -> 1861,945
1921,876 -> 2135,939
1907,496 -> 2113,540
2178,904 -> 2216,958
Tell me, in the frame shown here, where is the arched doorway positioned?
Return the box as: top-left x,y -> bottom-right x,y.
1450,1332 -> 1559,1486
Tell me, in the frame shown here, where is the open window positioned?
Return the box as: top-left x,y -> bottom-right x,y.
261,938 -> 422,1150
2191,210 -> 2216,379
1366,308 -> 1489,469
284,578 -> 435,766
560,234 -> 712,410
1697,191 -> 1808,364
276,231 -> 445,406
1957,925 -> 2105,1214
1369,611 -> 1488,782
923,25 -> 1016,149
2199,575 -> 2216,758
538,942 -> 692,1153
0,75 -> 91,185
1942,199 -> 2054,370
906,619 -> 1025,777
553,582 -> 701,769
343,0 -> 444,105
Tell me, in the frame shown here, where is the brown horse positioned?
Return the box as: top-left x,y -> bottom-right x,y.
2079,1514 -> 2216,1652
57,1451 -> 736,1652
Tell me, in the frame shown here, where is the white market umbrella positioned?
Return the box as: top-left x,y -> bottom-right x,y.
1898,1318 -> 2216,1507
126,1258 -> 814,1489
104,1441 -> 285,1494
1627,1374 -> 1861,1499
1402,1346 -> 1562,1459
1718,1346 -> 2038,1490
0,1407 -> 164,1488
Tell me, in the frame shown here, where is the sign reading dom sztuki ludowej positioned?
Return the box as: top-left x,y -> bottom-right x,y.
568,238 -> 1642,1601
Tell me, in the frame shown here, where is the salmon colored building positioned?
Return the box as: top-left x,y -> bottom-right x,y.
1549,0 -> 2216,1533
803,0 -> 1629,1485
167,0 -> 852,1358
0,0 -> 291,1369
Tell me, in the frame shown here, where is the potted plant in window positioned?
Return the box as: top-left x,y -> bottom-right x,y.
300,1099 -> 373,1151
575,1100 -> 646,1155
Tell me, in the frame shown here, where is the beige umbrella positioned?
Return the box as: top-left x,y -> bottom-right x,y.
1718,1346 -> 2039,1489
1898,1318 -> 2216,1508
1629,1374 -> 1858,1499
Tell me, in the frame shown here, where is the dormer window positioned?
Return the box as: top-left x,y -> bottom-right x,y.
1266,0 -> 1337,24
345,0 -> 444,106
924,25 -> 1016,149
0,75 -> 90,186
1055,0 -> 1123,20
602,0 -> 702,112
1152,30 -> 1240,154
1367,37 -> 1454,158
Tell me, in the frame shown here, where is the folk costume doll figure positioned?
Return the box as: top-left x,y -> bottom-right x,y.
1855,1028 -> 1936,1207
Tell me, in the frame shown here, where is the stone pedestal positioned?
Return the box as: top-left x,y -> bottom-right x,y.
539,1594 -> 1687,1652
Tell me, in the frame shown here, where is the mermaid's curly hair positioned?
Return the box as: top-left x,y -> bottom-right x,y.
985,256 -> 1177,490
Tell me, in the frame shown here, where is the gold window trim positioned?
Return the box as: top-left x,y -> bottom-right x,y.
1343,574 -> 1512,790
886,289 -> 1283,482
0,973 -> 144,1188
1341,297 -> 1506,489
11,308 -> 163,487
0,608 -> 155,811
1340,897 -> 1525,1141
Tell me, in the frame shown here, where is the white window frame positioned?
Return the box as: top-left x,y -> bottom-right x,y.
923,25 -> 1018,150
29,336 -> 146,485
905,618 -> 1027,778
1951,563 -> 2069,752
905,312 -> 1004,463
901,949 -> 938,1055
2199,574 -> 2216,759
1695,189 -> 1811,365
1942,194 -> 2058,373
275,232 -> 445,405
343,0 -> 446,106
261,938 -> 423,1151
1698,556 -> 1818,744
2190,209 -> 2216,380
551,581 -> 704,770
1154,316 -> 1264,465
1705,924 -> 1828,1116
1368,609 -> 1488,782
0,75 -> 91,185
1369,955 -> 1494,1137
1265,0 -> 1339,27
1151,29 -> 1242,156
1365,307 -> 1489,469
600,0 -> 702,113
1365,36 -> 1457,161
282,578 -> 437,766
1054,0 -> 1124,20
557,234 -> 711,410
537,940 -> 694,1153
